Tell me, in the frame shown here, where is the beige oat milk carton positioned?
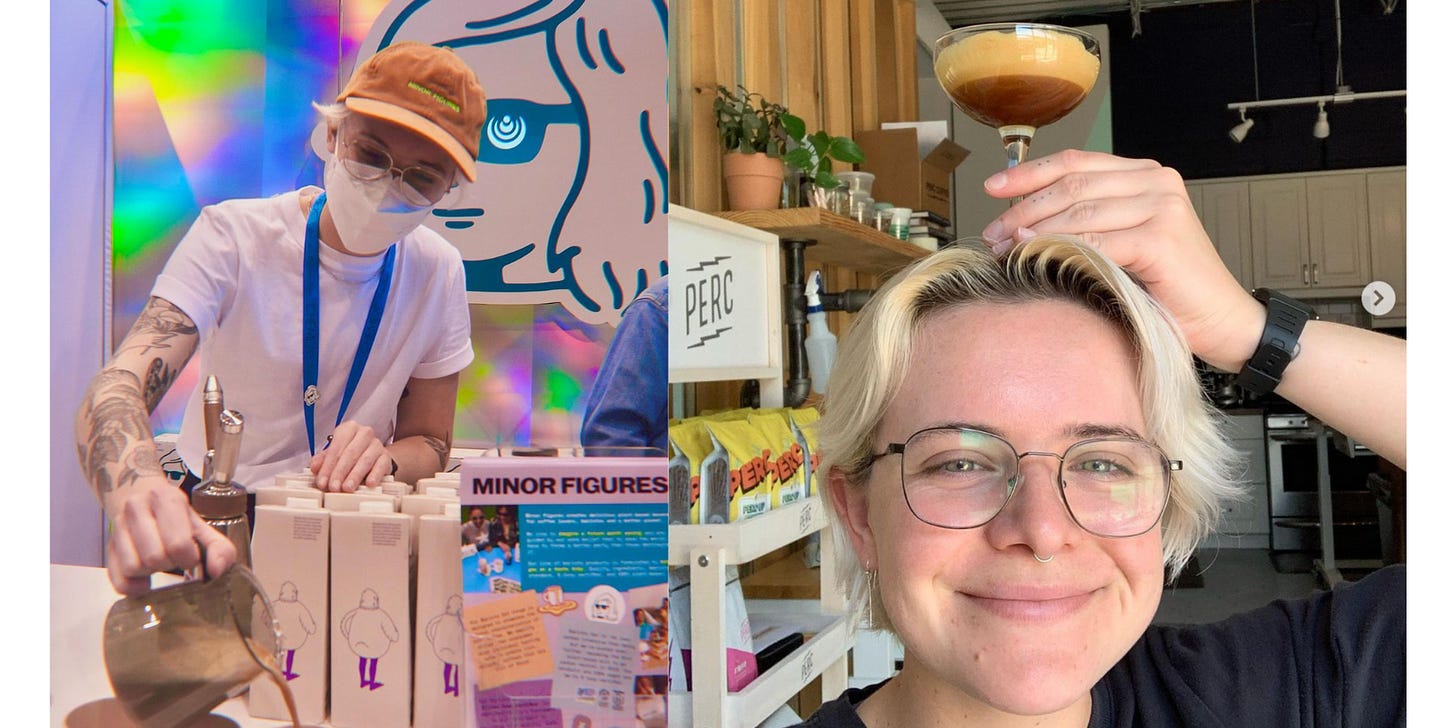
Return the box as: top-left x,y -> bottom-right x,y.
413,513 -> 466,727
247,500 -> 329,725
329,503 -> 412,727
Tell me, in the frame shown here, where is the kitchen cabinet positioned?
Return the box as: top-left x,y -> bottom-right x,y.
1249,178 -> 1309,290
1305,175 -> 1372,288
1187,181 -> 1254,290
1250,173 -> 1371,292
1188,167 -> 1403,309
1201,412 -> 1270,550
1366,170 -> 1407,325
1252,172 -> 1374,292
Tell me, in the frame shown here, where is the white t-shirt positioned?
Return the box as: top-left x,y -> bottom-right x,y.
152,187 -> 473,490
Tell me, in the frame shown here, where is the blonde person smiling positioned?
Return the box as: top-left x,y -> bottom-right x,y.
794,151 -> 1405,727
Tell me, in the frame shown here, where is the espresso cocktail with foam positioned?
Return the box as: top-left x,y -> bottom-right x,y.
935,26 -> 1100,132
939,31 -> 1099,131
932,23 -> 1100,204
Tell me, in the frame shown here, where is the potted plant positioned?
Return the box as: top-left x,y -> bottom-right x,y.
782,116 -> 865,210
715,84 -> 792,210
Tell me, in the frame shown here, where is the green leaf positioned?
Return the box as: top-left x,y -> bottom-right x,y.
814,169 -> 840,189
784,148 -> 814,170
827,137 -> 865,164
809,132 -> 830,156
782,113 -> 806,141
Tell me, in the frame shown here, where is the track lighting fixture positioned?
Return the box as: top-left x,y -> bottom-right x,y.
1228,107 -> 1254,143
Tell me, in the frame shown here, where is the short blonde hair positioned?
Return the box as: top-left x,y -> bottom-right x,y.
820,236 -> 1243,631
311,101 -> 351,129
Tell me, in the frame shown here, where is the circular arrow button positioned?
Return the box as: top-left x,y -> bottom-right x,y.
1362,281 -> 1396,316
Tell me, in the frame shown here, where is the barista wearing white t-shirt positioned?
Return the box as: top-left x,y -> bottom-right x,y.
74,42 -> 485,595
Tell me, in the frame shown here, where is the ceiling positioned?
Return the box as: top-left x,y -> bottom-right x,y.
931,0 -> 1248,28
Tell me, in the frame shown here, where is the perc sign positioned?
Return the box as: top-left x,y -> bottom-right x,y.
667,206 -> 781,388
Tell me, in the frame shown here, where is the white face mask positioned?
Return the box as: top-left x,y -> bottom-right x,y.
322,153 -> 433,255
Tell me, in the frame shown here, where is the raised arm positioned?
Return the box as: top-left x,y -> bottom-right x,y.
74,296 -> 237,594
980,150 -> 1406,467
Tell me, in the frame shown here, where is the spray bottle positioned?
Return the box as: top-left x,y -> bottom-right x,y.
804,271 -> 838,396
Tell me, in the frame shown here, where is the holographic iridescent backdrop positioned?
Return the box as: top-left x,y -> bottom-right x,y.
113,0 -> 667,449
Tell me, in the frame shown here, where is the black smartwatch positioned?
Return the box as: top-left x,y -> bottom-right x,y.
1233,288 -> 1317,397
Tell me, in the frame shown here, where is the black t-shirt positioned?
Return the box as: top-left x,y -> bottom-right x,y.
795,565 -> 1405,727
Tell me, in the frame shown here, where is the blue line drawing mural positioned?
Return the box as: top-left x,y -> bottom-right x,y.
320,0 -> 669,327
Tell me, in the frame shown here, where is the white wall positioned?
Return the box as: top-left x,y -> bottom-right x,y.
51,0 -> 109,566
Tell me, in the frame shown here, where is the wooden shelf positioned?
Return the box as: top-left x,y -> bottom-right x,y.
713,207 -> 930,274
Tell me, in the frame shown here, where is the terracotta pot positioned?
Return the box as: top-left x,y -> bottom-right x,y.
722,152 -> 785,211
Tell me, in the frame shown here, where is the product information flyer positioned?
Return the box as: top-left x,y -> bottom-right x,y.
460,457 -> 669,728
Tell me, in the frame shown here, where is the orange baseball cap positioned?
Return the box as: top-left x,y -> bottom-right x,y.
338,42 -> 486,182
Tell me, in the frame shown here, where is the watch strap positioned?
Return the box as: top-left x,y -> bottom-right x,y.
1233,289 -> 1316,396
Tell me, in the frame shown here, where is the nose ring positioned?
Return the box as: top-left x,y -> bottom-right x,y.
1033,553 -> 1054,564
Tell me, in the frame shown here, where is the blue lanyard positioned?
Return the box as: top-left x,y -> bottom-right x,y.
302,192 -> 397,455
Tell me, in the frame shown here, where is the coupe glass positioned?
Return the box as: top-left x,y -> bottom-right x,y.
933,23 -> 1100,199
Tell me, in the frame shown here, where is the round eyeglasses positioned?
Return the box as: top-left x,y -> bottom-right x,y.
867,427 -> 1181,538
336,133 -> 456,207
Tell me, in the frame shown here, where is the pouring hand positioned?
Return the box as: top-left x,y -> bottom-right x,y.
105,475 -> 237,596
309,420 -> 392,492
979,149 -> 1265,373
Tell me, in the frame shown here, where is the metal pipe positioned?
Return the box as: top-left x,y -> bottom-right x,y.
820,289 -> 875,315
781,239 -> 812,408
1226,89 -> 1405,110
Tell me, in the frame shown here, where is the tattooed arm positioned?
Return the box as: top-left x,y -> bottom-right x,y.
74,296 -> 236,594
309,373 -> 459,491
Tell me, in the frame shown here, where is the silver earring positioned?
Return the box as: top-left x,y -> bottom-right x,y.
1033,553 -> 1054,564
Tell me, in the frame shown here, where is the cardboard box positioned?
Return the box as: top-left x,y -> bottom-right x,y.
855,125 -> 971,220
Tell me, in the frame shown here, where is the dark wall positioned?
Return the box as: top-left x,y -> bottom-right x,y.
1053,0 -> 1405,179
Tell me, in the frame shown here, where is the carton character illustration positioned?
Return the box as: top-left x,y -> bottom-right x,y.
340,588 -> 400,690
272,581 -> 317,681
425,594 -> 465,696
329,0 -> 669,326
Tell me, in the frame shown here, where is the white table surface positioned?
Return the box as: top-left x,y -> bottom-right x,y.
50,564 -> 302,728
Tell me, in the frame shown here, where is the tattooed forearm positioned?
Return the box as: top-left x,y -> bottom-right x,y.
76,368 -> 161,502
118,298 -> 199,357
422,434 -> 451,469
142,357 -> 180,412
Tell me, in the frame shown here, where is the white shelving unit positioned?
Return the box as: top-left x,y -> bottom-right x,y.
667,205 -> 852,727
667,496 -> 850,728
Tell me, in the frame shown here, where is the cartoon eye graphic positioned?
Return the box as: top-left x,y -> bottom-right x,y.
475,99 -> 581,165
486,114 -> 527,151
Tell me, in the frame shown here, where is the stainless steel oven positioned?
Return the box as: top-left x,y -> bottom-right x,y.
1266,414 -> 1381,554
